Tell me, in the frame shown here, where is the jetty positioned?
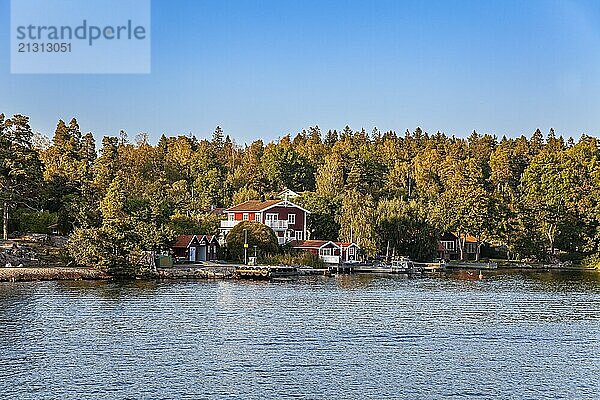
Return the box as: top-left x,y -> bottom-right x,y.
157,265 -> 235,280
352,259 -> 421,274
415,261 -> 446,272
235,265 -> 299,280
328,258 -> 446,275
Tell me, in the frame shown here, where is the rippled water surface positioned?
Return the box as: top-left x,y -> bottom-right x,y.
1,270 -> 600,399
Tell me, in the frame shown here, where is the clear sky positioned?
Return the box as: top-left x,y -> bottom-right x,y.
2,0 -> 600,143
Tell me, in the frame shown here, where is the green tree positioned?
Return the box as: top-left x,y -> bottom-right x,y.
434,159 -> 491,260
296,192 -> 341,240
0,114 -> 44,240
315,153 -> 344,197
337,190 -> 377,256
376,199 -> 438,261
226,221 -> 279,261
231,186 -> 261,206
67,177 -> 175,276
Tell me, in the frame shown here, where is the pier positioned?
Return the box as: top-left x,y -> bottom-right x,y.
235,265 -> 299,280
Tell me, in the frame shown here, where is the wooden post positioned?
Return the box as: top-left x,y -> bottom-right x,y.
2,201 -> 8,241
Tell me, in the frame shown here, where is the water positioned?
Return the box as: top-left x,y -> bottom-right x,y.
1,270 -> 599,399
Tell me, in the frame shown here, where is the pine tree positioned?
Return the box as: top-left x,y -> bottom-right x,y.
0,115 -> 43,240
324,129 -> 338,146
212,126 -> 224,149
80,133 -> 96,166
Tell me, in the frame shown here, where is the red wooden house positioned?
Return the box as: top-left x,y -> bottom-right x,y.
219,200 -> 310,245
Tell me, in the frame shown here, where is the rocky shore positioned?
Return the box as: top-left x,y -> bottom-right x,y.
0,266 -> 110,282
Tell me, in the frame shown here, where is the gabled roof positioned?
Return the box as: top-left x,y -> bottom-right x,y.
173,235 -> 196,248
452,232 -> 478,243
462,234 -> 478,243
336,242 -> 359,248
291,240 -> 340,249
198,234 -> 218,244
277,188 -> 301,198
173,234 -> 219,248
226,200 -> 282,212
226,199 -> 310,214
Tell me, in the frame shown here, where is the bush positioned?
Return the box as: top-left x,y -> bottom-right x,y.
226,221 -> 279,261
582,253 -> 600,270
12,209 -> 58,234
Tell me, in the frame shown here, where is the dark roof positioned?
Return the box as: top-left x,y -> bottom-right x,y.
226,200 -> 282,212
291,240 -> 339,249
441,232 -> 478,243
173,235 -> 195,248
173,234 -> 218,248
336,242 -> 359,248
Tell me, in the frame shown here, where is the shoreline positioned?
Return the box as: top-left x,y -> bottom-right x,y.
0,267 -> 111,282
0,263 -> 598,283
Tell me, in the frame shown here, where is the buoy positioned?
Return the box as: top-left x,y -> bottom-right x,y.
478,270 -> 484,280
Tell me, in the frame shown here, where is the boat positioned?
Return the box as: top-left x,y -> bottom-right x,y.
353,257 -> 423,274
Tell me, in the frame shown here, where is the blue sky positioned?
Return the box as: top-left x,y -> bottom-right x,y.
2,0 -> 600,143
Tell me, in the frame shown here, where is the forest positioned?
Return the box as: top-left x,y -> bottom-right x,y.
2,113 -> 600,273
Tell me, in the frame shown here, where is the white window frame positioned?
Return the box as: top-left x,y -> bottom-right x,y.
320,248 -> 332,256
295,231 -> 302,240
228,213 -> 234,221
254,213 -> 261,222
442,241 -> 455,251
349,247 -> 355,255
243,213 -> 249,221
288,214 -> 296,224
265,213 -> 278,222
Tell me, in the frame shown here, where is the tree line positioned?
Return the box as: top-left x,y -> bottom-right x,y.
2,113 -> 600,273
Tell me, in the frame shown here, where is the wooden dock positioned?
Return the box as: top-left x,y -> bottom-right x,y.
329,259 -> 446,275
235,265 -> 299,280
414,261 -> 446,272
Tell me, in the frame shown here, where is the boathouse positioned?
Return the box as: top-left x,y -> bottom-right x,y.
291,240 -> 359,264
172,235 -> 220,262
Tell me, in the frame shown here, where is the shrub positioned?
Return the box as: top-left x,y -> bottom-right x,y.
226,221 -> 279,261
582,253 -> 600,270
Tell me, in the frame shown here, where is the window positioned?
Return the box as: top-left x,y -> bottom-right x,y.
320,247 -> 332,256
465,243 -> 477,253
266,213 -> 278,222
295,231 -> 302,240
243,213 -> 249,221
228,213 -> 234,221
254,213 -> 261,222
442,241 -> 455,251
349,247 -> 355,255
288,214 -> 296,224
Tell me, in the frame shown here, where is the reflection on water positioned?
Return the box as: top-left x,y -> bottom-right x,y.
0,271 -> 599,399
